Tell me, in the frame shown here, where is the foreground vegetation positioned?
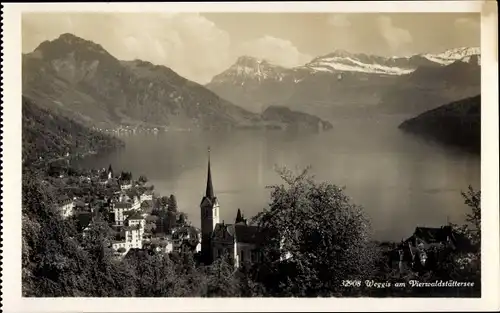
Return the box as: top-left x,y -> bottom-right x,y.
22,164 -> 481,297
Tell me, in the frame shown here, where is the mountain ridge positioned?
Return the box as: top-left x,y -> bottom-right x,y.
206,47 -> 481,116
23,33 -> 332,132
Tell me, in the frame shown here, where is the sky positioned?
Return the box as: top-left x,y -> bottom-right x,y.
22,12 -> 480,84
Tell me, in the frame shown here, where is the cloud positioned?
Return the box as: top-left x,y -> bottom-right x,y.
376,16 -> 413,54
22,13 -> 314,82
236,35 -> 312,68
454,17 -> 480,30
327,14 -> 351,28
22,13 -> 232,84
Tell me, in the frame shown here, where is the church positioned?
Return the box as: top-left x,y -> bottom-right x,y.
199,147 -> 270,267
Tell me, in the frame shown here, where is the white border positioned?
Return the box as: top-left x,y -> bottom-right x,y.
2,2 -> 499,312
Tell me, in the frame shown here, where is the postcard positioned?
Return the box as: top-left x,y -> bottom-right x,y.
1,1 -> 499,312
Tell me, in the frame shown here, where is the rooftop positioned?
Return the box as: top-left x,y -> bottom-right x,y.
114,202 -> 133,209
126,211 -> 144,220
212,222 -> 273,245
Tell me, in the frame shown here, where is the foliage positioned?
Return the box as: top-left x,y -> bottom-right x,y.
138,175 -> 148,184
177,212 -> 188,227
205,254 -> 240,297
22,96 -> 123,166
22,169 -> 135,297
167,194 -> 178,213
120,171 -> 133,181
462,185 -> 481,245
251,166 -> 378,296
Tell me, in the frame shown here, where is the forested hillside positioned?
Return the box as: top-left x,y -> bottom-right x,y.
399,95 -> 480,153
22,96 -> 124,165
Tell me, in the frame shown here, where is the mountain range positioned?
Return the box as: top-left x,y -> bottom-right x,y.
22,33 -> 331,131
23,33 -> 481,136
206,47 -> 480,117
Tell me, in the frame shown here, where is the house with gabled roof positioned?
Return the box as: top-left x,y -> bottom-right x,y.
390,225 -> 475,274
120,180 -> 132,190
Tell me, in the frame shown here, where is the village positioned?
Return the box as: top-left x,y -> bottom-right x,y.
53,164 -> 202,259
50,154 -> 478,275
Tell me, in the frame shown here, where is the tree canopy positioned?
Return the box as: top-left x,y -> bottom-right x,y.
251,166 -> 379,296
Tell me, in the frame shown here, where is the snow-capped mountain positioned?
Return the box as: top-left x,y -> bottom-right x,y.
206,46 -> 481,116
210,56 -> 291,86
302,47 -> 480,76
210,47 -> 481,84
303,50 -> 418,76
422,47 -> 480,65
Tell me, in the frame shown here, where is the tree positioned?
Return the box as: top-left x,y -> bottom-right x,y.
462,185 -> 480,245
167,194 -> 178,213
22,169 -> 135,297
166,211 -> 177,232
252,166 -> 378,297
159,196 -> 170,209
177,212 -> 188,227
138,175 -> 148,185
205,254 -> 240,297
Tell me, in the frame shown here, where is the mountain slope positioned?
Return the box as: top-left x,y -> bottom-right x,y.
206,48 -> 481,117
22,96 -> 124,165
23,34 -> 261,130
398,95 -> 481,153
23,33 -> 331,132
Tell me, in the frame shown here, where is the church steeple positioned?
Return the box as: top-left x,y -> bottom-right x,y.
205,146 -> 215,200
200,146 -> 220,264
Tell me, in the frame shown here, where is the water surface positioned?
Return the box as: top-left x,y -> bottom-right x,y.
75,115 -> 480,241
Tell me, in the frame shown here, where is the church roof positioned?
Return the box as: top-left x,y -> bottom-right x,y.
212,222 -> 269,245
234,224 -> 264,244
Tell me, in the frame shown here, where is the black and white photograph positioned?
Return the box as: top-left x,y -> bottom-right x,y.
1,1 -> 499,312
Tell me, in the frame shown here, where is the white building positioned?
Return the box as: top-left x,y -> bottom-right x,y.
113,202 -> 132,226
120,180 -> 132,190
57,196 -> 74,219
111,215 -> 146,255
140,190 -> 154,203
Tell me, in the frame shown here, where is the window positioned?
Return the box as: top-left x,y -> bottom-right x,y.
240,250 -> 245,262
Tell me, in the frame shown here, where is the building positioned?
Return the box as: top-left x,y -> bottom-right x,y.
140,190 -> 154,203
212,219 -> 266,268
56,196 -> 74,219
171,226 -> 202,254
107,164 -> 114,180
199,147 -> 274,266
390,225 -> 475,273
111,213 -> 146,255
126,212 -> 146,230
200,147 -> 220,262
113,202 -> 132,225
120,180 -> 132,190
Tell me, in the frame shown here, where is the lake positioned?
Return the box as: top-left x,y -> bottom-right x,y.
74,115 -> 480,241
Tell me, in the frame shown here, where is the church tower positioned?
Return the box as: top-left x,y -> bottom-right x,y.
200,147 -> 220,263
107,164 -> 113,179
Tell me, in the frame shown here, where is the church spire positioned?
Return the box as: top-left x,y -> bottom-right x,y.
205,146 -> 215,200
